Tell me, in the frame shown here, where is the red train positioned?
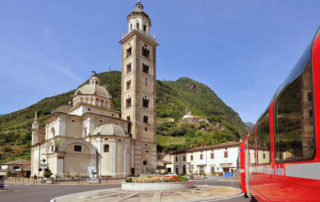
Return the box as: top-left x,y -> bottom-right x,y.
239,27 -> 320,201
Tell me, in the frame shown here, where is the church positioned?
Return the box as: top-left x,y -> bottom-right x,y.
31,2 -> 158,178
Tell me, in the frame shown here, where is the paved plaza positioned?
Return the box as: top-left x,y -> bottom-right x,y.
0,178 -> 249,202
52,185 -> 242,202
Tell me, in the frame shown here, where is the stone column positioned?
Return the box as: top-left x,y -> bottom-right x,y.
124,141 -> 128,177
111,139 -> 117,177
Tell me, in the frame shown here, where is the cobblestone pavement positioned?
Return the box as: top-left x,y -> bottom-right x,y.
52,185 -> 242,202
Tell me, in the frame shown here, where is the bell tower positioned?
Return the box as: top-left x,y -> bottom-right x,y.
120,1 -> 158,174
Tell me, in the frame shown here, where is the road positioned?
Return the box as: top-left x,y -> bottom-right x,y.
193,178 -> 249,202
1,178 -> 249,202
0,184 -> 119,202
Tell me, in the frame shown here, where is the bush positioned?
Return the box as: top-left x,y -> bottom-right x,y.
65,172 -> 71,178
126,177 -> 132,183
167,177 -> 176,182
1,145 -> 13,153
177,176 -> 189,181
6,171 -> 14,177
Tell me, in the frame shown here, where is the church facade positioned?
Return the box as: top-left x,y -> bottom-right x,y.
30,2 -> 157,178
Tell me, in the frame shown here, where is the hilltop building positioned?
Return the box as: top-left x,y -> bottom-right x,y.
31,2 -> 157,178
182,109 -> 194,119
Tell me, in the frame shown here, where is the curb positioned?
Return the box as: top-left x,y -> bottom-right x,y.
194,193 -> 244,201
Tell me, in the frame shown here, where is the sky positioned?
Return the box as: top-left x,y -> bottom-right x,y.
0,0 -> 319,123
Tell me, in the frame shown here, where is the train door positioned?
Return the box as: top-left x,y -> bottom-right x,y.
245,138 -> 250,198
239,138 -> 248,197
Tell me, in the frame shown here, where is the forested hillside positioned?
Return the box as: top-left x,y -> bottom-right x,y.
0,71 -> 248,163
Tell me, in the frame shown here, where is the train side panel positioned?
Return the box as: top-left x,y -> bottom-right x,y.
247,29 -> 320,201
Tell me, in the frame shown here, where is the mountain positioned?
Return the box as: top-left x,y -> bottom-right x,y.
0,71 -> 248,163
245,122 -> 255,130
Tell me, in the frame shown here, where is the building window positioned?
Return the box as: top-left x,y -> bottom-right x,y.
104,144 -> 109,153
211,152 -> 214,159
126,63 -> 132,73
143,25 -> 147,32
142,46 -> 150,58
142,97 -> 149,108
126,47 -> 132,58
72,120 -> 75,123
224,151 -> 228,158
74,145 -> 82,152
145,127 -> 147,132
136,23 -> 140,29
200,154 -> 203,160
183,156 -> 186,161
175,157 -> 178,162
126,80 -> 131,90
142,63 -> 149,73
143,160 -> 147,165
263,153 -> 266,159
190,155 -> 193,161
130,24 -> 132,31
51,145 -> 54,152
13,166 -> 20,170
145,78 -> 148,86
143,115 -> 148,123
127,116 -> 130,121
126,98 -> 132,108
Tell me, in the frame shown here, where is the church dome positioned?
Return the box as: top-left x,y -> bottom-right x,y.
75,84 -> 112,98
74,75 -> 112,99
93,124 -> 126,137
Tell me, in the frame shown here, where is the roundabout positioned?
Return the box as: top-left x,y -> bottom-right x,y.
51,185 -> 242,202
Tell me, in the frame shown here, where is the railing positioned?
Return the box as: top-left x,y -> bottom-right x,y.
122,29 -> 156,41
4,176 -> 124,185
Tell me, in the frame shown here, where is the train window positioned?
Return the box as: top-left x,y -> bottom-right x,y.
248,132 -> 256,165
275,58 -> 315,163
256,110 -> 271,164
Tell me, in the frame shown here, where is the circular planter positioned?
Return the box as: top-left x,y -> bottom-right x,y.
121,181 -> 194,191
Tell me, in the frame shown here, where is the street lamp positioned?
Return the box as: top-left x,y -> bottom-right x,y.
38,159 -> 49,178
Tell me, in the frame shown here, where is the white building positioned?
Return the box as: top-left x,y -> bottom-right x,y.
165,142 -> 240,175
31,2 -> 158,178
0,160 -> 30,177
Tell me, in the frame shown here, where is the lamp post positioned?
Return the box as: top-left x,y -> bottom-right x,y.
38,159 -> 49,181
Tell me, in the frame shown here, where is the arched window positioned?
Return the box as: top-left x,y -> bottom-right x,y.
50,128 -> 55,137
126,97 -> 132,108
142,97 -> 149,108
104,144 -> 109,153
142,46 -> 150,58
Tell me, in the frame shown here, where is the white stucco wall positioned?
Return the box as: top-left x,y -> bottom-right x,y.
167,146 -> 239,175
